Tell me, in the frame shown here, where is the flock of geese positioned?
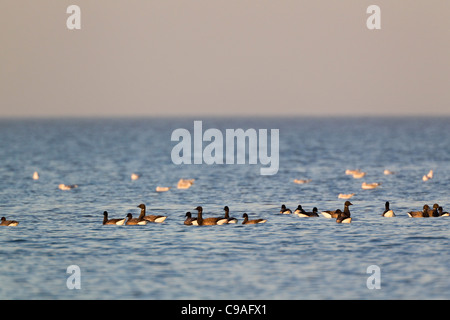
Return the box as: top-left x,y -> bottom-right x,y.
279,200 -> 449,223
101,200 -> 449,228
2,201 -> 449,227
1,167 -> 448,227
102,204 -> 267,226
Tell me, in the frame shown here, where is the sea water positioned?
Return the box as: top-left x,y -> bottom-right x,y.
0,117 -> 449,299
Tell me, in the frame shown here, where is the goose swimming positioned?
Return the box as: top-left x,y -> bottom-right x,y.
381,201 -> 395,217
0,217 -> 19,226
280,204 -> 292,214
242,213 -> 267,224
102,211 -> 126,225
137,204 -> 167,223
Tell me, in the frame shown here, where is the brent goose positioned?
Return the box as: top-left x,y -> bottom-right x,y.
408,205 -> 430,218
223,206 -> 238,223
280,204 -> 292,214
242,213 -> 267,224
125,213 -> 148,225
0,217 -> 19,226
184,212 -> 197,225
294,205 -> 318,217
438,207 -> 449,217
102,211 -> 126,225
381,202 -> 395,217
322,201 -> 352,219
428,204 -> 439,217
193,206 -> 228,226
137,204 -> 167,223
336,209 -> 352,223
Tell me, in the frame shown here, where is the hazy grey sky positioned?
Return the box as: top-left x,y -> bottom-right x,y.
1,1 -> 449,117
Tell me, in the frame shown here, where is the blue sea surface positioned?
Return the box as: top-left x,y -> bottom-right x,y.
0,117 -> 449,299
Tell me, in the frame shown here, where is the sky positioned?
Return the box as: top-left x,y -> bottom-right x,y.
1,1 -> 449,118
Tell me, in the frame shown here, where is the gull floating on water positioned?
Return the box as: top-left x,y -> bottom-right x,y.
58,184 -> 78,191
338,193 -> 355,199
422,170 -> 433,181
352,171 -> 366,179
156,186 -> 171,192
131,173 -> 140,180
293,179 -> 312,184
345,169 -> 366,179
361,182 -> 381,190
177,178 -> 195,189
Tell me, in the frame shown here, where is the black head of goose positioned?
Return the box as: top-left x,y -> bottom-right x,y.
280,204 -> 292,214
184,212 -> 197,225
295,205 -> 318,217
438,207 -> 449,217
137,203 -> 167,223
382,201 -> 395,217
103,211 -> 126,225
223,206 -> 238,223
335,209 -> 352,223
343,201 -> 352,215
0,217 -> 19,226
194,206 -> 227,226
428,204 -> 439,217
125,213 -> 148,225
294,205 -> 305,215
426,203 -> 439,217
308,207 -> 319,217
242,213 -> 267,224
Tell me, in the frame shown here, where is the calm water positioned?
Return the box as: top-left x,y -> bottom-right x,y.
0,117 -> 449,300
